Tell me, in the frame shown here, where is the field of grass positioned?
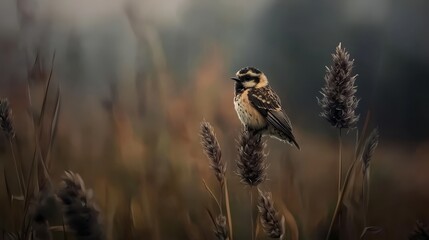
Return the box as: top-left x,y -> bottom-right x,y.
1,2 -> 429,238
1,40 -> 429,240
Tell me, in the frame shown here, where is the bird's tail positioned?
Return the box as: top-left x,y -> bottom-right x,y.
290,138 -> 300,150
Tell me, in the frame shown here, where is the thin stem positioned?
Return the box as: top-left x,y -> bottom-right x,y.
9,139 -> 25,196
24,148 -> 36,201
355,111 -> 371,156
281,205 -> 299,240
219,183 -> 224,215
338,129 -> 342,195
363,168 -> 370,227
337,129 -> 342,238
250,187 -> 255,240
355,129 -> 359,159
362,173 -> 367,227
62,215 -> 68,240
325,155 -> 359,240
202,179 -> 221,212
224,178 -> 233,240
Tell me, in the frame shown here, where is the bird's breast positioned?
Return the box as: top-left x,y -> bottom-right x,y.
234,90 -> 266,129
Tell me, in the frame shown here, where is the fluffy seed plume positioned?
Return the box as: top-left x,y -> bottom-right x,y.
409,221 -> 429,240
236,129 -> 267,186
0,98 -> 15,138
257,189 -> 285,239
318,43 -> 359,129
361,128 -> 380,175
57,171 -> 104,240
200,121 -> 226,185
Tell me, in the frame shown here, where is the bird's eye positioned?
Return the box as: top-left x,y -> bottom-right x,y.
244,76 -> 251,81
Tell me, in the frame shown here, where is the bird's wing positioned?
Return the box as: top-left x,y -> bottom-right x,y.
248,87 -> 300,149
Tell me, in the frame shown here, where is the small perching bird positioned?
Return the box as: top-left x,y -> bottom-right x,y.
231,67 -> 300,149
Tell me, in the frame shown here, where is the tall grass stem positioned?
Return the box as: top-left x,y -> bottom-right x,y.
224,178 -> 233,240
338,129 -> 342,195
250,188 -> 254,240
326,154 -> 359,240
9,139 -> 26,196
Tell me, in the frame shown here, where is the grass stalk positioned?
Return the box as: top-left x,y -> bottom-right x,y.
44,87 -> 61,170
9,139 -> 26,197
361,126 -> 379,229
337,129 -> 342,237
325,153 -> 359,240
281,205 -> 299,240
224,178 -> 233,240
363,170 -> 370,227
62,215 -> 68,240
202,179 -> 221,213
250,187 -> 254,240
36,53 -> 56,185
338,129 -> 342,195
219,185 -> 224,215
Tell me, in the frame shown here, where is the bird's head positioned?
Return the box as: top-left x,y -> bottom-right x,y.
231,67 -> 268,89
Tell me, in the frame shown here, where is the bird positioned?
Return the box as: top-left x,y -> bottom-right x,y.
231,66 -> 300,149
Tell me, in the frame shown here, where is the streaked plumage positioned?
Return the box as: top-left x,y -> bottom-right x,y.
231,67 -> 300,149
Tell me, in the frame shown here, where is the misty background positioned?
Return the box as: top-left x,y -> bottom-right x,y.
1,0 -> 428,140
1,0 -> 429,239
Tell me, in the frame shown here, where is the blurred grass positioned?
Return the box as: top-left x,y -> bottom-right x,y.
1,2 -> 429,236
0,43 -> 428,240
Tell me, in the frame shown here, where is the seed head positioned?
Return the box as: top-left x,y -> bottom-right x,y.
257,189 -> 285,239
236,130 -> 267,187
32,185 -> 56,240
361,128 -> 379,175
213,215 -> 229,240
200,121 -> 226,185
318,43 -> 359,129
57,171 -> 104,240
0,98 -> 15,138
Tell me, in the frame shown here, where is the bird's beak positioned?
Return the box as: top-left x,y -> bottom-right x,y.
231,77 -> 240,82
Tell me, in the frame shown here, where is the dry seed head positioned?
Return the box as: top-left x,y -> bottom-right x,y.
213,215 -> 229,240
257,189 -> 285,239
361,128 -> 379,175
318,43 -> 360,129
31,185 -> 56,240
57,171 -> 104,240
236,130 -> 267,186
200,121 -> 226,184
0,98 -> 15,139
